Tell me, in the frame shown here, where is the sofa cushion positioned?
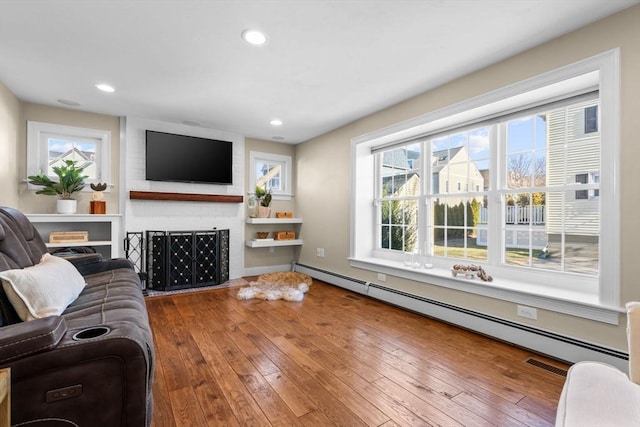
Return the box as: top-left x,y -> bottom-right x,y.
0,253 -> 86,321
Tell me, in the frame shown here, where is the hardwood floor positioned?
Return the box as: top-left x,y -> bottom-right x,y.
145,279 -> 569,426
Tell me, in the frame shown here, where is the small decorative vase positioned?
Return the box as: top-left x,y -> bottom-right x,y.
247,195 -> 258,218
257,206 -> 271,218
57,199 -> 77,214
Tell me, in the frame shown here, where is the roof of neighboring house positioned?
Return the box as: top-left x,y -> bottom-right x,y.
49,147 -> 94,170
432,146 -> 463,174
382,149 -> 420,170
382,146 -> 465,171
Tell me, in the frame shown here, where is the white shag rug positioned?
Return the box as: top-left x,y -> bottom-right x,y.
236,281 -> 309,301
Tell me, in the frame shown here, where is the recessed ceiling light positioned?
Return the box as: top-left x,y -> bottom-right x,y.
270,119 -> 283,126
242,29 -> 268,46
95,83 -> 115,93
57,99 -> 81,107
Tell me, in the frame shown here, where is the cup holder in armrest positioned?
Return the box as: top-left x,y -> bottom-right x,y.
72,326 -> 111,341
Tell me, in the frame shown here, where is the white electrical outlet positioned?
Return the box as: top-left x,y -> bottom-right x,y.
517,305 -> 538,320
316,248 -> 325,257
377,273 -> 386,282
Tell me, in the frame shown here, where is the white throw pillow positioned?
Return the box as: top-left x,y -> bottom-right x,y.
0,253 -> 86,321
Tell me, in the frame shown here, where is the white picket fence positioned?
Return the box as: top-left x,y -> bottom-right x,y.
479,205 -> 545,225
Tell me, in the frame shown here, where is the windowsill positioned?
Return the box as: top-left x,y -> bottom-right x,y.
349,256 -> 623,324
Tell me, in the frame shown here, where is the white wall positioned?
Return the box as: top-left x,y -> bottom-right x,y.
123,116 -> 245,280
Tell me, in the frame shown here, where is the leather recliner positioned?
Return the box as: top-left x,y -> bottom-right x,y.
0,206 -> 154,426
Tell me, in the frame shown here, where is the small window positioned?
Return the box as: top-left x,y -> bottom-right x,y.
585,105 -> 598,133
249,151 -> 292,199
27,121 -> 111,190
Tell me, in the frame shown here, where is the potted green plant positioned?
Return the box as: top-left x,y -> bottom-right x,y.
28,160 -> 88,214
254,185 -> 272,218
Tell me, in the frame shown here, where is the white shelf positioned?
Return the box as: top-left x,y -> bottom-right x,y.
46,240 -> 112,248
246,217 -> 303,224
27,214 -> 121,258
27,214 -> 122,222
245,239 -> 303,248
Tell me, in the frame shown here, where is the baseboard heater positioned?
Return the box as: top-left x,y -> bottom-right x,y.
294,263 -> 629,372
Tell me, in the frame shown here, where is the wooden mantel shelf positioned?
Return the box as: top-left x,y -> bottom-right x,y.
129,191 -> 243,203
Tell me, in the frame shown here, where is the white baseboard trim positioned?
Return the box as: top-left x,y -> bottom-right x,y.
243,264 -> 293,277
294,263 -> 629,373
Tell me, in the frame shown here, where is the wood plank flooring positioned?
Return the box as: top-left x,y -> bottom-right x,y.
145,279 -> 570,426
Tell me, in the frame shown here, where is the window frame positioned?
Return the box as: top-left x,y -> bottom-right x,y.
249,151 -> 292,200
350,50 -> 620,324
26,121 -> 111,191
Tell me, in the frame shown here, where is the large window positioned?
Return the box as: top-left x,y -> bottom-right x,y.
351,50 -> 620,322
27,121 -> 111,190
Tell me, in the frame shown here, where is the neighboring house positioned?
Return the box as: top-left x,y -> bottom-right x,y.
48,147 -> 96,178
381,146 -> 484,198
476,100 -> 600,251
546,100 -> 600,240
431,147 -> 484,199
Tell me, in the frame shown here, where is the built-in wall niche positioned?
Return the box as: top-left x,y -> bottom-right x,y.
27,214 -> 121,259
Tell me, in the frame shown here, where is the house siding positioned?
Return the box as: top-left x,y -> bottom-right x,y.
546,100 -> 600,236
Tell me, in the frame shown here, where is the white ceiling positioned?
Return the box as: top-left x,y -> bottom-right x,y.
1,0 -> 637,144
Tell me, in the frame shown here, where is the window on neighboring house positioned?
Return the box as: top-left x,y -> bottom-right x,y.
351,50 -> 619,322
575,172 -> 600,200
249,151 -> 292,199
585,105 -> 598,133
27,121 -> 111,190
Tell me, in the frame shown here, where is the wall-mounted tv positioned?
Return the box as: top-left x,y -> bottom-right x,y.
145,130 -> 233,185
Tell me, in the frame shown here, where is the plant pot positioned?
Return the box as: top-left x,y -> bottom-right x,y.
57,199 -> 77,214
256,206 -> 271,218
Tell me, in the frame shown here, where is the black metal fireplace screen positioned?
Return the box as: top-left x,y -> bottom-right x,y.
125,229 -> 229,291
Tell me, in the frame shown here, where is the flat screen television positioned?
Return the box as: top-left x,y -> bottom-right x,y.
145,130 -> 233,185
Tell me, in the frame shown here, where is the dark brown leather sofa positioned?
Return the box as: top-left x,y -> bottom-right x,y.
0,207 -> 154,426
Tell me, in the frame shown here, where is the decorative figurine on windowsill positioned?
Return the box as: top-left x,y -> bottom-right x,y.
90,183 -> 107,214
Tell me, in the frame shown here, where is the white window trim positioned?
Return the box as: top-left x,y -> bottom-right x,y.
350,49 -> 620,324
249,151 -> 293,200
26,121 -> 112,191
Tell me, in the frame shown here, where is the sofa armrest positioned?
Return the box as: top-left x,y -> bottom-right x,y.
58,252 -> 104,267
0,316 -> 67,364
556,361 -> 640,426
77,258 -> 135,276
